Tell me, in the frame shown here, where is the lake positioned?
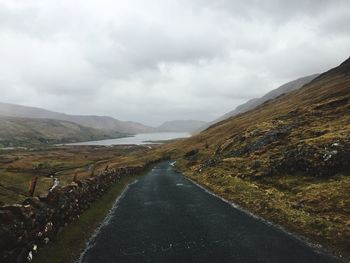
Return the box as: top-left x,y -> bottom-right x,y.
67,132 -> 191,146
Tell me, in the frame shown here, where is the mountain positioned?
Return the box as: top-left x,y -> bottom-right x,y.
199,74 -> 319,131
178,59 -> 349,176
157,120 -> 207,133
169,57 -> 350,258
0,116 -> 124,147
0,102 -> 209,135
0,103 -> 153,134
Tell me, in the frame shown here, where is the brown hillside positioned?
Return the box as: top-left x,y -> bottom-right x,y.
168,57 -> 350,260
180,57 -> 350,177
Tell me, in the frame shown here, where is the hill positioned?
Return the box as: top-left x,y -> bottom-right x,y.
157,120 -> 207,133
199,74 -> 319,131
168,57 -> 350,259
0,102 -> 153,134
0,116 -> 124,146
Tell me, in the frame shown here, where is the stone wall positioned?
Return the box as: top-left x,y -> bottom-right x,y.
0,164 -> 149,263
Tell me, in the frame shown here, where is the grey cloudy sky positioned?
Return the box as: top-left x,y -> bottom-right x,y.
0,0 -> 350,126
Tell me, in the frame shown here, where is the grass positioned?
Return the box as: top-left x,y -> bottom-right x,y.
0,145 -> 151,205
180,166 -> 350,260
0,116 -> 124,147
3,60 -> 350,262
0,144 -> 163,262
33,172 -> 143,263
162,67 -> 350,260
0,170 -> 52,204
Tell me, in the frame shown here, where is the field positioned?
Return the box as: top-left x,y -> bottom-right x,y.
0,145 -> 160,205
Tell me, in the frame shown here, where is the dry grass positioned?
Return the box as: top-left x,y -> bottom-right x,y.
0,145 -> 152,205
161,69 -> 350,259
1,62 -> 349,260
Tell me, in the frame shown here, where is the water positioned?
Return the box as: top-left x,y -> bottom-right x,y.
66,132 -> 191,146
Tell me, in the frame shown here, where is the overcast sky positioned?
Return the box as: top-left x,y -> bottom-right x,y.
0,0 -> 349,126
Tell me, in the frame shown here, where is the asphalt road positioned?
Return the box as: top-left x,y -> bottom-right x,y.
80,161 -> 341,263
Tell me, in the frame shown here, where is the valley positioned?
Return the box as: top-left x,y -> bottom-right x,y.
0,58 -> 349,262
1,1 -> 349,262
0,103 -> 204,147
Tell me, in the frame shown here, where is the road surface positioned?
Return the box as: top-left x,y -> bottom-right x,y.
80,161 -> 341,263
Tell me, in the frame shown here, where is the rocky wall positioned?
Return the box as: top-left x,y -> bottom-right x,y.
0,165 -> 147,263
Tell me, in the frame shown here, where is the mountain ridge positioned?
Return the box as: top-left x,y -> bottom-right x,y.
0,102 -> 153,134
167,57 -> 350,259
0,102 -> 208,134
156,120 -> 207,133
0,116 -> 124,146
199,73 -> 320,131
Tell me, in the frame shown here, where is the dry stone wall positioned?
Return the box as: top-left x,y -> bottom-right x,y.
0,164 -> 149,263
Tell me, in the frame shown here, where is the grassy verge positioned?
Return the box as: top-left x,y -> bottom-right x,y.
179,164 -> 350,262
33,173 -> 143,263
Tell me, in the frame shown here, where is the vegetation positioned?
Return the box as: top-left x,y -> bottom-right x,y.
1,58 -> 349,261
160,59 -> 350,260
0,116 -> 125,147
33,173 -> 143,263
0,145 -> 153,205
0,102 -> 153,134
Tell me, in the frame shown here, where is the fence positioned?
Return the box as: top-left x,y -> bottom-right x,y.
0,164 -> 147,263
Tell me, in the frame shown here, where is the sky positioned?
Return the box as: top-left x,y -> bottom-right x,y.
0,0 -> 350,126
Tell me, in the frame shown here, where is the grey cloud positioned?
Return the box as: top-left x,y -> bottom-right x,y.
318,9 -> 350,36
0,0 -> 349,126
190,0 -> 336,22
85,19 -> 229,79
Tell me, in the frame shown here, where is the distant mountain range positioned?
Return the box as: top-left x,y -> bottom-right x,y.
0,102 -> 208,145
198,73 -> 319,131
0,102 -> 207,134
156,120 -> 207,133
0,102 -> 153,134
0,73 -> 320,144
0,116 -> 124,147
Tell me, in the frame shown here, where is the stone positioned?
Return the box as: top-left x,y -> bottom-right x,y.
0,164 -> 149,261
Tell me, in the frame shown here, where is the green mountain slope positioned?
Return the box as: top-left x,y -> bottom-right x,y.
0,117 -> 124,146
0,103 -> 154,134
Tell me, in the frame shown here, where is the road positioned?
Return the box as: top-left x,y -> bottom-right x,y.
80,161 -> 341,263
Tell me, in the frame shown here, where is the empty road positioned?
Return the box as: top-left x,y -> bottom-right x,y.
80,161 -> 340,263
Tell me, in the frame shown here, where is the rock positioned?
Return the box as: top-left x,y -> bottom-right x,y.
203,157 -> 220,167
225,125 -> 292,158
270,140 -> 350,177
43,237 -> 50,245
0,225 -> 17,251
252,161 -> 261,169
184,149 -> 199,161
0,164 -> 150,260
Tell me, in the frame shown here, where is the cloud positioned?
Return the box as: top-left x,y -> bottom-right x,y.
0,0 -> 349,126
